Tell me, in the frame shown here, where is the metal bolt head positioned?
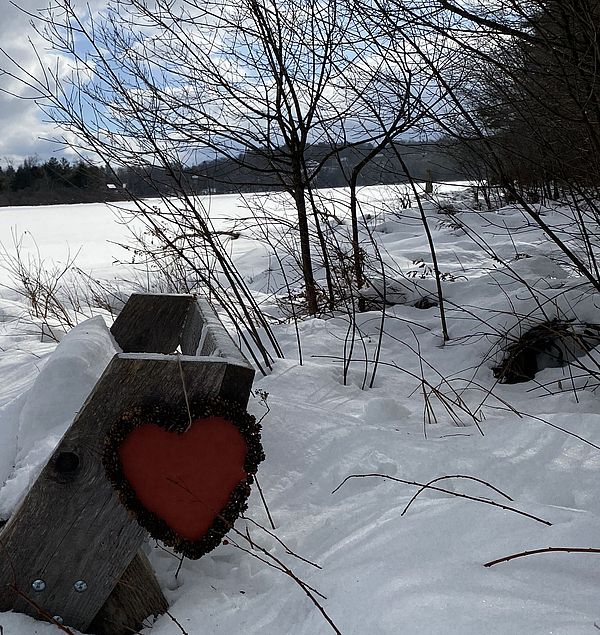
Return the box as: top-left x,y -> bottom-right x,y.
73,580 -> 88,593
31,579 -> 46,592
53,616 -> 64,624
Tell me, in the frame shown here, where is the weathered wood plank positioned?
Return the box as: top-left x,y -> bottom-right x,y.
89,552 -> 168,635
0,355 -> 247,632
196,298 -> 248,363
221,362 -> 255,405
97,298 -> 253,634
180,299 -> 204,355
110,294 -> 194,353
0,293 -> 256,634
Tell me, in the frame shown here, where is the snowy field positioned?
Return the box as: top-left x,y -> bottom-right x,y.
1,184 -> 599,634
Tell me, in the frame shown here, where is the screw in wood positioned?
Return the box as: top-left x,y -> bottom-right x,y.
53,616 -> 64,624
31,579 -> 46,592
73,580 -> 88,593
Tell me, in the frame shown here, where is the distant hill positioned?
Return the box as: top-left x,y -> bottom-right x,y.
0,141 -> 469,206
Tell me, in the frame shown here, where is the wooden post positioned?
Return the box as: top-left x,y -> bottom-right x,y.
0,294 -> 254,634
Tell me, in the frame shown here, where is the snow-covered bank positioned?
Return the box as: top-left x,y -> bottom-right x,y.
0,184 -> 599,633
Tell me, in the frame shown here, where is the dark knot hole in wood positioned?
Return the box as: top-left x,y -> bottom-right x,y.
52,451 -> 81,482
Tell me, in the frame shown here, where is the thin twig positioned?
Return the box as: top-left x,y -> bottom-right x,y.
175,554 -> 185,581
8,585 -> 76,634
166,476 -> 341,633
176,352 -> 193,429
401,474 -> 514,517
484,547 -> 600,568
332,473 -> 552,526
243,516 -> 322,569
165,610 -> 190,635
254,475 -> 276,530
227,535 -> 342,634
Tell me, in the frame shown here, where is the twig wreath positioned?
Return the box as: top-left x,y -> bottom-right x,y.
103,397 -> 265,559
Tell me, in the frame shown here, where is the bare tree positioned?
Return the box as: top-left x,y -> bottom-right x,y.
4,0 -> 377,317
362,0 -> 600,297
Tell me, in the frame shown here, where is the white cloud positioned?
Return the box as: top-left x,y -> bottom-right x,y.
0,0 -> 107,166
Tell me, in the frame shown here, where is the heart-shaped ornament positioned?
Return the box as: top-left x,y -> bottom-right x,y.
103,399 -> 264,559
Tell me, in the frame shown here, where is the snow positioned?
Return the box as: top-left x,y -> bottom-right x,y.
0,184 -> 599,633
0,316 -> 118,519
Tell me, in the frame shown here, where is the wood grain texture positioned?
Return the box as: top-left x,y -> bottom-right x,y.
110,294 -> 193,353
89,552 -> 168,635
0,355 -> 253,632
180,299 -> 204,355
196,298 -> 249,363
0,293 -> 256,634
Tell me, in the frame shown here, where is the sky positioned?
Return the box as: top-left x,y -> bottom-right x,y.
1,1 -> 58,166
0,0 -> 459,169
0,0 -> 107,167
0,0 -> 426,169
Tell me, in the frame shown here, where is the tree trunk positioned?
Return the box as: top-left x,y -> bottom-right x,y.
293,184 -> 319,315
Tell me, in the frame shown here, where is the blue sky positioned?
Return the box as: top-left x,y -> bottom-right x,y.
0,0 -> 452,168
0,1 -> 53,165
0,0 -> 108,167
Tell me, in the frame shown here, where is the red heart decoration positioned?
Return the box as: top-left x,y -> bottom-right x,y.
103,399 -> 264,559
118,416 -> 248,541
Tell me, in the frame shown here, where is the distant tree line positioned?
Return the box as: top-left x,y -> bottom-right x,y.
120,140 -> 466,198
0,157 -> 125,206
1,141 -> 467,206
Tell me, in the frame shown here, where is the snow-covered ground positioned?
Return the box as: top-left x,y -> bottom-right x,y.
1,184 -> 599,634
